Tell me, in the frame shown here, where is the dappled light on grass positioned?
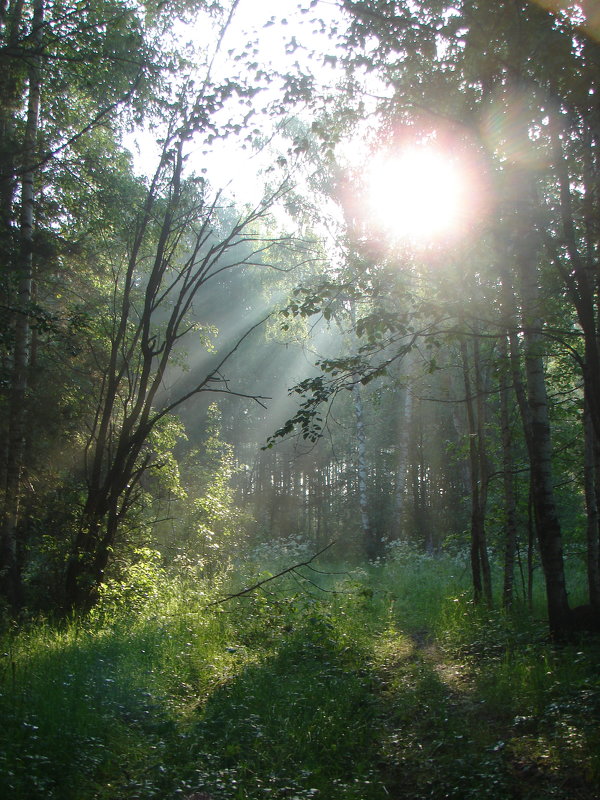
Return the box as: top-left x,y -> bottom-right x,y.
2,552 -> 600,799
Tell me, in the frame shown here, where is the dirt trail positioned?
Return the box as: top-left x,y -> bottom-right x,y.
373,629 -> 599,800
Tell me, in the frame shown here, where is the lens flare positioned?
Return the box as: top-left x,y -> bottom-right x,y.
364,147 -> 465,244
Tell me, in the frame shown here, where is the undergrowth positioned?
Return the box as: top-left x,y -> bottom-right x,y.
1,547 -> 599,800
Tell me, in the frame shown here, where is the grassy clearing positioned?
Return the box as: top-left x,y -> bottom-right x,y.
1,549 -> 599,799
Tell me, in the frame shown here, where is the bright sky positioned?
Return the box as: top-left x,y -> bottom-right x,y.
126,0 -> 344,203
126,0 -> 484,246
364,146 -> 468,245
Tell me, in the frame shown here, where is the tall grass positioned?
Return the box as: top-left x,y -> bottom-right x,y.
1,546 -> 598,800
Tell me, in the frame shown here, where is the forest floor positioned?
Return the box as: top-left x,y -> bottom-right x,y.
1,552 -> 600,800
373,627 -> 599,800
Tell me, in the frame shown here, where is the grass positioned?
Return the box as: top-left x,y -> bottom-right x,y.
1,547 -> 599,799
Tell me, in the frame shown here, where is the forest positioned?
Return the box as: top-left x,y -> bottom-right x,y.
1,0 -> 600,798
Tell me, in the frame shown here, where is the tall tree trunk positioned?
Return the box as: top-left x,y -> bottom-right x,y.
552,126 -> 600,444
473,333 -> 492,603
499,248 -> 537,609
446,367 -> 471,516
527,478 -> 535,610
408,399 -> 431,552
0,0 -> 43,609
0,0 -> 25,233
514,176 -> 570,637
583,398 -> 600,609
352,377 -> 376,558
460,336 -> 491,604
499,334 -> 518,608
393,360 -> 413,540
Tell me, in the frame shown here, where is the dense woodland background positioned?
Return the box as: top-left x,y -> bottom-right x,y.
2,0 -> 600,635
2,1 -> 600,798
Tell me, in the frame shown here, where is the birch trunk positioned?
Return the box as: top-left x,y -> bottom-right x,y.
393,357 -> 413,540
1,0 -> 43,608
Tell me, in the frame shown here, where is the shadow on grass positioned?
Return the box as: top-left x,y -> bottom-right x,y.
374,626 -> 600,800
174,611 -> 388,800
2,598 -> 600,800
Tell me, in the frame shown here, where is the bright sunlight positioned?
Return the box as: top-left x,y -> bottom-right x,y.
364,146 -> 467,244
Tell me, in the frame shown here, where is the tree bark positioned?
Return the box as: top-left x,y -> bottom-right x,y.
499,334 -> 519,608
0,0 -> 25,233
352,377 -> 377,558
460,335 -> 491,605
0,0 -> 43,609
393,355 -> 413,540
513,173 -> 570,637
583,399 -> 600,608
552,127 -> 600,444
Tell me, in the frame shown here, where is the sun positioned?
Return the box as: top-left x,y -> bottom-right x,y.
364,146 -> 466,244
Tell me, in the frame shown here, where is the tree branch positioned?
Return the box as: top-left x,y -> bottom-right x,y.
205,541 -> 337,607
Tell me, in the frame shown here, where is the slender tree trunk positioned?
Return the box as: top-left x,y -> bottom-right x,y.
418,429 -> 433,555
0,0 -> 25,233
473,333 -> 492,603
527,479 -> 535,610
499,334 -> 518,608
446,368 -> 471,516
393,356 -> 413,540
553,127 -> 600,443
584,398 -> 600,608
461,337 -> 485,604
408,400 -> 431,552
500,252 -> 537,609
352,377 -> 377,558
0,0 -> 43,609
515,178 -> 570,637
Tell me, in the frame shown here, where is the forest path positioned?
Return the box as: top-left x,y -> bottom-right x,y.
371,626 -> 596,800
3,585 -> 599,800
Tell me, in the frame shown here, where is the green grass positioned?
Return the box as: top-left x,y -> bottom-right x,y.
1,549 -> 599,799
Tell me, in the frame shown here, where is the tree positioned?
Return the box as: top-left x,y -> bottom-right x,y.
334,0 -> 595,636
0,0 -> 44,609
0,0 -> 182,609
0,0 -> 315,612
63,117 -> 297,608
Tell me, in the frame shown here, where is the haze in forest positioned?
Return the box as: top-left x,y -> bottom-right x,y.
1,1 -> 600,798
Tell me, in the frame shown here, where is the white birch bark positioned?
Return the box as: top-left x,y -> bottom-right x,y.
393,354 -> 414,539
352,377 -> 374,556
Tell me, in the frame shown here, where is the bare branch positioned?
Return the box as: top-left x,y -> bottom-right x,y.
153,313 -> 273,421
205,541 -> 337,607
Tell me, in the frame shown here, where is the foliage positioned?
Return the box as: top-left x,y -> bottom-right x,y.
2,552 -> 599,800
163,403 -> 253,571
